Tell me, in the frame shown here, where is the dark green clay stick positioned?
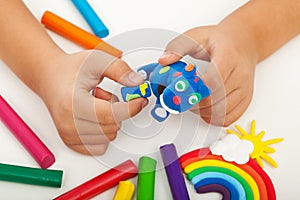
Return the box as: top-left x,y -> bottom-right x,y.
0,163 -> 63,187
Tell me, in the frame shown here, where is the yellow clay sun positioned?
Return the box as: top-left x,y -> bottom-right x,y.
226,120 -> 283,168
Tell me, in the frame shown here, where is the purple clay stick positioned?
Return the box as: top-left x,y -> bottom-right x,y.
160,143 -> 190,200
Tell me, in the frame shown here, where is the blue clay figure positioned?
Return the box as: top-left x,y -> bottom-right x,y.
121,61 -> 211,122
121,82 -> 152,101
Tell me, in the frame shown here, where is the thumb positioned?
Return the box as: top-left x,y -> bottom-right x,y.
158,33 -> 198,66
159,26 -> 214,66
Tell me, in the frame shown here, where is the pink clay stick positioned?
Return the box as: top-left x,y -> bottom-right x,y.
0,95 -> 55,169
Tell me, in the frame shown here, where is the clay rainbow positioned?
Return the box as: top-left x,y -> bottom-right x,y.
179,148 -> 276,200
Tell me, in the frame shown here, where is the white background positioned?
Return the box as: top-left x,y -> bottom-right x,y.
0,0 -> 299,199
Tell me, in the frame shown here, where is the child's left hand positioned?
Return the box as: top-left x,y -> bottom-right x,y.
159,25 -> 258,126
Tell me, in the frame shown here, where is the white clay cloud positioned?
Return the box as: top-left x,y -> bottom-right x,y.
209,134 -> 254,164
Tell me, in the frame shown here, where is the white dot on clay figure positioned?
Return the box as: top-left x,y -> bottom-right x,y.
138,70 -> 147,80
155,107 -> 168,118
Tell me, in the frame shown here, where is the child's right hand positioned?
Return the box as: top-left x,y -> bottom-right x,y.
37,50 -> 148,155
159,25 -> 258,126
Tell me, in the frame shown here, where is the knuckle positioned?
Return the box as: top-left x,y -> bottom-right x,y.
57,125 -> 78,145
223,119 -> 232,127
93,144 -> 109,155
102,113 -> 116,124
106,132 -> 117,141
60,133 -> 78,146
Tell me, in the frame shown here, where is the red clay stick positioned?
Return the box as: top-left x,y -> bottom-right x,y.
54,160 -> 138,200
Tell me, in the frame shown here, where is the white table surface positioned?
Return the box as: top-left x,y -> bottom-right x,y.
0,0 -> 299,199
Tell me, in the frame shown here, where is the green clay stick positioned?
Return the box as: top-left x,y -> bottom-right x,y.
137,156 -> 157,200
0,163 -> 63,187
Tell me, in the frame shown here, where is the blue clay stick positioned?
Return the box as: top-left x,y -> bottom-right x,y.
71,0 -> 109,38
160,143 -> 190,200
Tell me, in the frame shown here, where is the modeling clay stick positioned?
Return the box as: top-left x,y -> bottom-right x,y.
0,163 -> 63,187
137,156 -> 157,200
71,0 -> 109,38
41,11 -> 122,58
0,96 -> 55,169
113,181 -> 135,200
54,160 -> 138,200
160,144 -> 190,200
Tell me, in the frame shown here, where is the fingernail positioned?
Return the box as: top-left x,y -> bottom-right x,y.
91,88 -> 96,96
160,52 -> 172,60
128,71 -> 144,84
142,99 -> 149,108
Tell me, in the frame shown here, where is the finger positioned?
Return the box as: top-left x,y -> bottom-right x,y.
104,58 -> 144,86
95,97 -> 148,124
77,50 -> 144,90
202,61 -> 254,110
199,89 -> 244,118
159,26 -> 216,66
158,33 -> 201,66
223,96 -> 253,126
189,50 -> 211,62
70,131 -> 118,145
75,50 -> 118,91
202,59 -> 234,94
69,143 -> 109,155
74,93 -> 147,124
93,87 -> 120,103
158,51 -> 182,66
159,46 -> 209,66
198,72 -> 242,109
93,87 -> 113,101
93,87 -> 119,103
190,98 -> 209,114
189,85 -> 223,113
63,134 -> 109,145
110,94 -> 120,103
74,118 -> 121,135
112,98 -> 148,122
201,96 -> 251,127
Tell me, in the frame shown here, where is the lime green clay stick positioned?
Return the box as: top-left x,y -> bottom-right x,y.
137,156 -> 157,200
0,163 -> 63,187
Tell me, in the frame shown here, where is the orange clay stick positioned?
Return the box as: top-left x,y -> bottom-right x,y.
41,11 -> 122,58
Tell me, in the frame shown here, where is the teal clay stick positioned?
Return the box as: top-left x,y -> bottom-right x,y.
137,156 -> 157,200
71,0 -> 109,38
0,163 -> 63,187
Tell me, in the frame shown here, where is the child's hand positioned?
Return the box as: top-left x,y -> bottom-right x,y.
37,50 -> 148,155
159,25 -> 258,126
